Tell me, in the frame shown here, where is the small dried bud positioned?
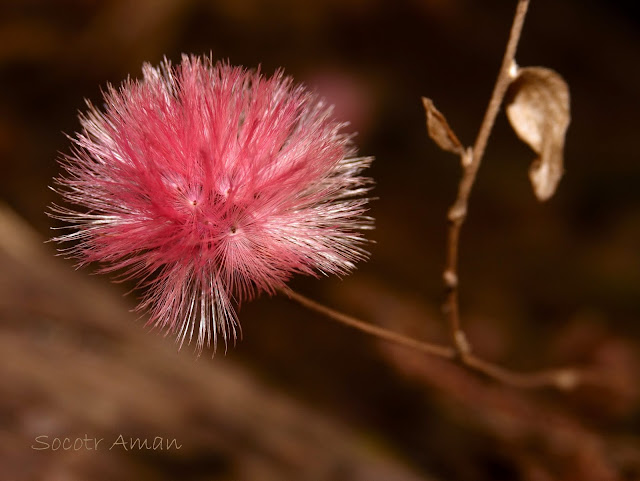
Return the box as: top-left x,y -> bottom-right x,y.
422,97 -> 464,156
554,369 -> 580,391
443,270 -> 458,289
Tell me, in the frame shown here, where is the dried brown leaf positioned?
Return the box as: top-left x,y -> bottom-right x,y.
506,67 -> 570,201
422,97 -> 464,155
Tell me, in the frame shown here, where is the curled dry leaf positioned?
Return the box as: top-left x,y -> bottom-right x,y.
422,97 -> 464,156
505,67 -> 570,201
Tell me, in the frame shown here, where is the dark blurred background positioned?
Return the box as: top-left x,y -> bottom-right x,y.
1,0 -> 639,480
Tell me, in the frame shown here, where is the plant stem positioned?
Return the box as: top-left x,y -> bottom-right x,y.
279,287 -> 456,360
444,0 -> 530,356
279,288 -> 608,391
278,0 -> 615,393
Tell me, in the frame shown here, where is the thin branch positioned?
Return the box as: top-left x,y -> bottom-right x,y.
464,355 -> 582,391
279,288 -> 613,392
280,0 -> 614,394
444,0 -> 530,356
278,287 -> 456,360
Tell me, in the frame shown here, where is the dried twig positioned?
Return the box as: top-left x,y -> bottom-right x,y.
280,288 -> 610,391
438,0 -> 598,389
279,287 -> 456,360
281,0 -> 617,392
444,0 -> 530,357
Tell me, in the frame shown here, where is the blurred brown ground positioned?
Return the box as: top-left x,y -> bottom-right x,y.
1,0 -> 640,480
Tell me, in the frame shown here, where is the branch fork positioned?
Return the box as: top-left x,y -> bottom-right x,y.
282,0 -> 609,392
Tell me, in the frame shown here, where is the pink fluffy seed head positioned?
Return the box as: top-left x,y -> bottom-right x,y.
51,55 -> 373,353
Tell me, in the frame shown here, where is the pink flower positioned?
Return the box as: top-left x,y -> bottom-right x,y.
51,55 -> 373,352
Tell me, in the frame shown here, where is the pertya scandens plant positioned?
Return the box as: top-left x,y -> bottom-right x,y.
51,0 -> 615,394
51,55 -> 373,352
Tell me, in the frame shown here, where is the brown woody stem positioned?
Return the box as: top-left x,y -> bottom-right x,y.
444,0 -> 530,356
279,288 -> 608,391
279,287 -> 455,360
277,0 -> 612,393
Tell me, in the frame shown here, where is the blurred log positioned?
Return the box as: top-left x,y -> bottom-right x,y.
0,203 -> 430,481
